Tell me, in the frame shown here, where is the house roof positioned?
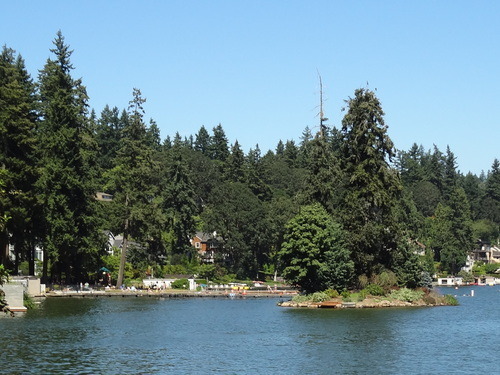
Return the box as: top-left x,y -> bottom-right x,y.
194,231 -> 221,242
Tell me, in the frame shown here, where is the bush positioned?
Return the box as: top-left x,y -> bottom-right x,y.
422,295 -> 436,305
373,271 -> 398,289
311,292 -> 329,303
292,294 -> 312,303
353,291 -> 365,302
358,275 -> 369,289
23,292 -> 36,310
390,288 -> 424,302
457,270 -> 474,283
484,263 -> 500,275
171,278 -> 189,289
364,283 -> 386,296
443,294 -> 459,306
324,289 -> 339,298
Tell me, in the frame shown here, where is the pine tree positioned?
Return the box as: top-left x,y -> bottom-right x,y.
340,88 -> 402,276
37,32 -> 103,282
482,159 -> 500,223
0,46 -> 39,272
226,140 -> 245,183
194,125 -> 211,155
163,145 -> 197,258
430,187 -> 474,274
106,88 -> 160,286
209,124 -> 229,162
302,134 -> 342,214
95,105 -> 125,173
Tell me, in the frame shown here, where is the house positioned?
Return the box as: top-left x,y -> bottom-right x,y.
105,232 -> 142,256
437,276 -> 464,286
471,243 -> 500,264
95,192 -> 113,202
191,232 -> 223,263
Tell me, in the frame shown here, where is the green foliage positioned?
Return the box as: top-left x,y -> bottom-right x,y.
371,271 -> 398,290
2,36 -> 499,290
279,203 -> 353,293
340,88 -> 402,277
291,294 -> 312,303
430,187 -> 474,274
364,283 -> 386,296
457,270 -> 475,283
311,292 -> 329,302
101,253 -> 133,284
23,292 -> 36,309
324,289 -> 339,298
389,288 -> 424,302
340,289 -> 350,299
0,265 -> 9,286
171,278 -> 189,289
443,294 -> 459,306
37,31 -> 104,283
484,263 -> 500,275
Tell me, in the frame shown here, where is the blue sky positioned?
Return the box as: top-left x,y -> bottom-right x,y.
1,1 -> 498,175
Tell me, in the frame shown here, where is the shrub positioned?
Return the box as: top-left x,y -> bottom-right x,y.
389,288 -> 424,302
311,292 -> 329,303
422,295 -> 436,305
324,289 -> 339,298
364,283 -> 386,296
23,292 -> 36,310
292,294 -> 312,303
457,270 -> 474,283
484,263 -> 500,275
171,278 -> 189,289
353,291 -> 365,302
340,289 -> 352,302
358,275 -> 369,289
375,271 -> 398,289
443,294 -> 459,306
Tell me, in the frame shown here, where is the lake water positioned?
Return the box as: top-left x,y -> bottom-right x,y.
1,286 -> 499,374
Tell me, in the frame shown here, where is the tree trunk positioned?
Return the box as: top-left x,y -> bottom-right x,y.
116,194 -> 129,287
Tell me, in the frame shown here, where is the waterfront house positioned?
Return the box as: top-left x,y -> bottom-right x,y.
437,276 -> 464,286
191,232 -> 224,263
471,243 -> 500,264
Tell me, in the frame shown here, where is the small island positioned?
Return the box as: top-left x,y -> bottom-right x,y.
279,287 -> 458,308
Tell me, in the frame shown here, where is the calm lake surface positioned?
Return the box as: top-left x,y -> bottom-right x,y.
1,286 -> 499,374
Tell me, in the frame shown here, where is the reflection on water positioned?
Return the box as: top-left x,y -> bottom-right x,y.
1,286 -> 499,374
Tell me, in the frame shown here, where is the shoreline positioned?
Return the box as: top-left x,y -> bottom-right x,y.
40,289 -> 297,299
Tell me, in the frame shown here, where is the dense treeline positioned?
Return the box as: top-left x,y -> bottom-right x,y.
1,33 -> 499,290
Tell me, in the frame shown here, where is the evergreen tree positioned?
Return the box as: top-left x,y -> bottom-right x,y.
442,145 -> 458,201
37,31 -> 103,282
275,140 -> 284,157
163,144 -> 197,258
340,88 -> 402,277
202,182 -> 269,278
0,46 -> 39,273
246,144 -> 272,201
95,105 -> 125,173
226,140 -> 245,182
482,159 -> 500,223
194,125 -> 211,155
146,119 -> 162,151
209,124 -> 229,161
283,140 -> 299,167
106,88 -> 160,286
430,186 -> 474,274
302,134 -> 341,214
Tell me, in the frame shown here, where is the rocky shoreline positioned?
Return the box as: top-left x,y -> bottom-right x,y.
279,295 -> 455,309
